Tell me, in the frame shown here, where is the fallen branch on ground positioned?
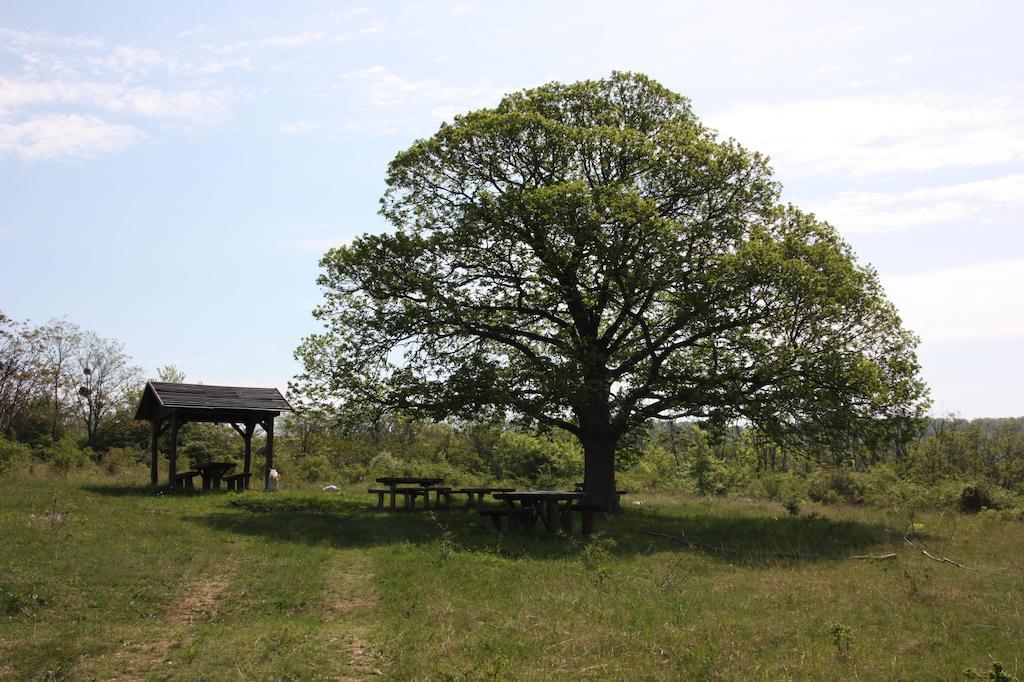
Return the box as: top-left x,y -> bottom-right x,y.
849,553 -> 897,561
903,536 -> 982,572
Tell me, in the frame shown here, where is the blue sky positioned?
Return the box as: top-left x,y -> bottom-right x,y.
1,1 -> 1022,418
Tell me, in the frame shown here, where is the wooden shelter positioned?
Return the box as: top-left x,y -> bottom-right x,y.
135,382 -> 293,490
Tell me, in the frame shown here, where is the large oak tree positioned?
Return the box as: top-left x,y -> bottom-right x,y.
295,73 -> 928,509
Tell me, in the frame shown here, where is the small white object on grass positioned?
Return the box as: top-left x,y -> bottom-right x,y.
323,485 -> 340,493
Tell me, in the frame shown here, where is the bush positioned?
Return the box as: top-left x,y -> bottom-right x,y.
491,431 -> 583,485
977,507 -> 1024,524
101,447 -> 145,475
958,483 -> 996,513
0,435 -> 31,474
621,445 -> 687,492
748,472 -> 807,503
368,450 -> 404,476
43,437 -> 90,475
807,469 -> 866,505
294,453 -> 334,482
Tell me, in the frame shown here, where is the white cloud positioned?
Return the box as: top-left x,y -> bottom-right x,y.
807,174 -> 1024,234
0,113 -> 144,160
340,66 -> 425,107
0,77 -> 233,123
0,27 -> 104,52
279,120 -> 320,135
87,45 -> 170,74
260,31 -> 327,49
193,57 -> 252,75
882,259 -> 1024,343
0,26 -> 243,160
707,92 -> 1024,178
359,22 -> 385,35
338,66 -> 503,129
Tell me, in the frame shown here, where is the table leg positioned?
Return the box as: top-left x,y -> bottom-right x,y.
582,508 -> 595,536
389,489 -> 397,508
546,498 -> 561,533
561,503 -> 574,533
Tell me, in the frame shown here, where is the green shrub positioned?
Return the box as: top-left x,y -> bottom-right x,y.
491,431 -> 583,485
621,445 -> 686,492
977,507 -> 1024,524
368,450 -> 403,476
43,438 -> 90,475
0,435 -> 32,474
101,447 -> 144,475
958,483 -> 996,513
827,620 -> 854,660
963,662 -> 1017,682
749,472 -> 807,503
294,453 -> 334,482
807,469 -> 866,505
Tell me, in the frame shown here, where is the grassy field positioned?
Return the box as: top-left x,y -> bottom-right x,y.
1,474 -> 1022,680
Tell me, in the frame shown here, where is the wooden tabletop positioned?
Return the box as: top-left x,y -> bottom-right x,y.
196,462 -> 236,474
493,491 -> 584,501
375,476 -> 443,486
453,487 -> 516,493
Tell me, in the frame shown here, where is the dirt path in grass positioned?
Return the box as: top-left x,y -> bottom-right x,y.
79,562 -> 237,680
319,549 -> 382,680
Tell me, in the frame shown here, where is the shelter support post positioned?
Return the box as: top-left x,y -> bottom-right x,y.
243,420 -> 255,490
264,417 -> 274,491
150,418 -> 160,486
168,414 -> 178,486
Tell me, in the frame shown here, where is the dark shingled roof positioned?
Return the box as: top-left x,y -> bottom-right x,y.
135,381 -> 293,421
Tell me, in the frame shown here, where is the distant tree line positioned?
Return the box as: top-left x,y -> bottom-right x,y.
269,405 -> 1024,512
2,308 -> 1021,515
0,312 -> 142,451
0,311 -> 244,474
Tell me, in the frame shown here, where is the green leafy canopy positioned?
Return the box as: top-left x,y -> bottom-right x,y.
294,71 -> 929,464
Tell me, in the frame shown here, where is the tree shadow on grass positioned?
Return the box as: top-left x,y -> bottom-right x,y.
617,507 -> 895,565
184,494 -> 893,566
82,483 -> 201,497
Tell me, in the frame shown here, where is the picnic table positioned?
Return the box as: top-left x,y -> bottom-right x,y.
196,462 -> 236,491
492,491 -> 585,533
371,477 -> 445,510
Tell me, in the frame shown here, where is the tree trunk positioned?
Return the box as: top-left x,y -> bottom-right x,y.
581,432 -> 620,512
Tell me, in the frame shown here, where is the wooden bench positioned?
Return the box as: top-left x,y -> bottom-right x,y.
173,470 -> 200,490
452,487 -> 516,507
478,507 -> 536,532
223,473 -> 250,492
393,487 -> 433,510
368,488 -> 392,511
423,486 -> 453,507
369,486 -> 447,510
